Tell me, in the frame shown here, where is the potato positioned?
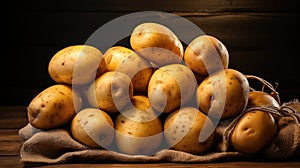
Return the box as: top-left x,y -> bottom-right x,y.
247,91 -> 280,108
48,45 -> 102,85
130,22 -> 184,66
230,110 -> 277,154
197,69 -> 249,119
86,71 -> 134,113
71,108 -> 114,148
27,84 -> 82,130
247,91 -> 280,120
148,64 -> 197,113
184,35 -> 229,77
164,107 -> 215,154
115,95 -> 163,155
99,46 -> 154,93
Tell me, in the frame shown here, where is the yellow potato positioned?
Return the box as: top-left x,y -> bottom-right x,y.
130,22 -> 184,66
71,108 -> 114,148
247,91 -> 280,108
27,84 -> 82,130
148,64 -> 197,113
247,91 -> 280,120
100,46 -> 154,93
115,95 -> 163,155
86,71 -> 134,113
48,45 -> 102,85
164,107 -> 215,155
184,35 -> 229,77
230,110 -> 277,154
197,69 -> 249,119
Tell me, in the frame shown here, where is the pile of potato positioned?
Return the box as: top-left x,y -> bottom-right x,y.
26,22 -> 280,156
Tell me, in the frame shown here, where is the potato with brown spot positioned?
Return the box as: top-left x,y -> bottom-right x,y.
100,46 -> 154,93
247,91 -> 280,120
115,95 -> 163,155
48,45 -> 103,85
184,35 -> 229,77
130,22 -> 184,66
71,108 -> 114,148
230,110 -> 277,154
197,69 -> 249,119
148,64 -> 197,113
164,107 -> 215,155
27,84 -> 82,130
247,91 -> 280,108
86,71 -> 134,113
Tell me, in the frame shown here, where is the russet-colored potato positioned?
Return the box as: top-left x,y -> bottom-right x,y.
86,71 -> 134,113
130,22 -> 184,66
115,95 -> 163,155
148,64 -> 197,113
27,84 -> 82,130
197,69 -> 249,119
100,46 -> 154,93
230,110 -> 277,154
48,45 -> 102,85
164,107 -> 215,155
184,35 -> 229,77
71,108 -> 114,148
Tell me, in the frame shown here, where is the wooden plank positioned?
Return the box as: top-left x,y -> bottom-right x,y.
0,129 -> 21,141
0,106 -> 27,114
5,12 -> 292,49
0,157 -> 298,168
16,162 -> 300,168
6,0 -> 292,12
0,107 -> 28,129
0,118 -> 28,129
0,129 -> 22,156
0,141 -> 21,155
2,12 -> 299,106
0,156 -> 23,168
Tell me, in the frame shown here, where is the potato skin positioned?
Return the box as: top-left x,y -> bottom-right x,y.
148,64 -> 197,113
247,91 -> 280,121
130,22 -> 184,66
71,108 -> 114,148
164,107 -> 215,155
100,46 -> 154,93
115,95 -> 163,155
247,91 -> 280,108
86,71 -> 134,113
27,84 -> 82,130
48,45 -> 102,85
184,35 -> 229,77
197,69 -> 249,119
230,110 -> 277,154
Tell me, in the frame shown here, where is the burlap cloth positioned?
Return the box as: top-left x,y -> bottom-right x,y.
18,100 -> 300,164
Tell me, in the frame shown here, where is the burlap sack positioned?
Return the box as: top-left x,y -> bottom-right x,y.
18,100 -> 300,164
213,99 -> 300,160
263,100 -> 300,160
19,123 -> 246,164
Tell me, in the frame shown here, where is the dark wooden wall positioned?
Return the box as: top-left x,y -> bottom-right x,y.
2,0 -> 299,105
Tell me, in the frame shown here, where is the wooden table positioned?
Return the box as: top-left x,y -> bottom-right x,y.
1,106 -> 299,168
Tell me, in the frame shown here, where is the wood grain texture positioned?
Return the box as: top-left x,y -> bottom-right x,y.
22,162 -> 300,168
0,107 -> 28,129
6,0 -> 293,12
0,156 -> 23,168
0,129 -> 21,141
2,0 -> 299,107
0,129 -> 22,156
3,12 -> 299,105
0,141 -> 21,155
